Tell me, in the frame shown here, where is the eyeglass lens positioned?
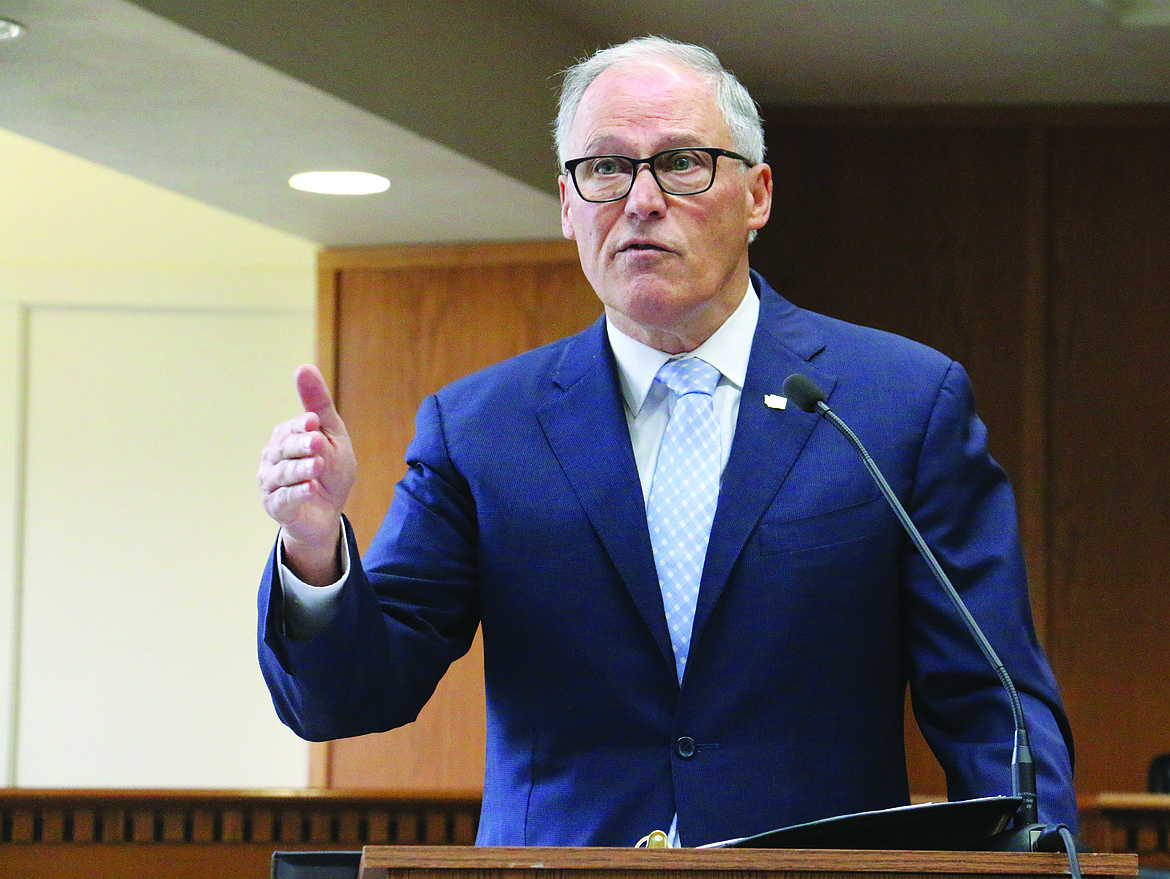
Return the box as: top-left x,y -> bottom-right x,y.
574,149 -> 717,201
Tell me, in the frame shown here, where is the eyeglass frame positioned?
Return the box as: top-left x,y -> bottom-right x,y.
562,147 -> 755,203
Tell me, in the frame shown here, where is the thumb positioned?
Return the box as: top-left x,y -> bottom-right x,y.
295,364 -> 346,434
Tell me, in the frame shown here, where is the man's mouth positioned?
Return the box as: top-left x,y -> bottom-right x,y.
620,241 -> 671,254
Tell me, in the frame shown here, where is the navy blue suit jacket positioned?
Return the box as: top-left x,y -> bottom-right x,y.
259,272 -> 1076,846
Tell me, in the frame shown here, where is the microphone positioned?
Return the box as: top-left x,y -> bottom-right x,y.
782,373 -> 1061,853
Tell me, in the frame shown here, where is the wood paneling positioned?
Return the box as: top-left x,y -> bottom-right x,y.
0,789 -> 480,879
752,118 -> 1046,797
1045,125 -> 1170,795
754,120 -> 1041,534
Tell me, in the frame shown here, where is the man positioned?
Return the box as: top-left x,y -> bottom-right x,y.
257,37 -> 1077,847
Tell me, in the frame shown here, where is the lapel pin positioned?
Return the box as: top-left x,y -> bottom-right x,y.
764,394 -> 787,410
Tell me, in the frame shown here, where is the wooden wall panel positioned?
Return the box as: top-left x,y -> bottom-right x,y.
751,117 -> 1046,797
754,120 -> 1040,521
1045,125 -> 1170,796
318,241 -> 600,791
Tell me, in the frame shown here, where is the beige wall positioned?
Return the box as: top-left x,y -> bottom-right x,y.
0,127 -> 317,787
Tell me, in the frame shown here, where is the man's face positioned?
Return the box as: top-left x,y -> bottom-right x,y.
559,60 -> 772,353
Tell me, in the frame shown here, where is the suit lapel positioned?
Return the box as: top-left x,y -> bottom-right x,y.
691,277 -> 838,652
536,319 -> 676,669
534,279 -> 841,678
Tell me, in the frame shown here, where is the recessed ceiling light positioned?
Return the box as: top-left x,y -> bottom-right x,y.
289,171 -> 390,195
0,19 -> 25,41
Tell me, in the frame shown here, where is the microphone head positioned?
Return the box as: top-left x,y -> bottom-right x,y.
783,373 -> 827,413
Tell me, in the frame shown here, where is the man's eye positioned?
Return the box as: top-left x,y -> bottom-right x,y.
661,151 -> 706,173
590,158 -> 624,176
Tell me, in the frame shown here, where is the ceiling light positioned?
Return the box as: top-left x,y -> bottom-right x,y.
0,18 -> 25,41
289,171 -> 390,195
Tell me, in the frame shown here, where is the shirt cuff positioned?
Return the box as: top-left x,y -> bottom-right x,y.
277,524 -> 350,640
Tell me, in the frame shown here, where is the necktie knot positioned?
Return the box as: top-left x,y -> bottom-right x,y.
655,357 -> 721,398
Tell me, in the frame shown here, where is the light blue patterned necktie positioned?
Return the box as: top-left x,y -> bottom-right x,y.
646,357 -> 722,682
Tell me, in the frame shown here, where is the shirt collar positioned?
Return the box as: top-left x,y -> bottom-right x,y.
606,280 -> 759,416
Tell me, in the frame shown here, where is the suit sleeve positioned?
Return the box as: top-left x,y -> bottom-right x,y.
257,393 -> 481,742
901,362 -> 1078,829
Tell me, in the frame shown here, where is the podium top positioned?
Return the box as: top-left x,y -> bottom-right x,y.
357,845 -> 1137,879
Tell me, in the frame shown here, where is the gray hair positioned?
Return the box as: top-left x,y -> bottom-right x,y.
555,36 -> 766,168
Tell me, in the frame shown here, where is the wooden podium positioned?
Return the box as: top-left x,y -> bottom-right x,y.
356,845 -> 1138,879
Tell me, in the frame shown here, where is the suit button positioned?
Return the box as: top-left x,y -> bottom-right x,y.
675,736 -> 696,759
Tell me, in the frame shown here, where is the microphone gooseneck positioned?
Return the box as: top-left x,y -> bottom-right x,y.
782,373 -> 1048,849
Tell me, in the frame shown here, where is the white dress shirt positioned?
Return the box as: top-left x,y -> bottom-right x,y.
607,282 -> 758,501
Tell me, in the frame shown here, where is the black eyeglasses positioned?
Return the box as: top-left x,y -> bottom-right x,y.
563,147 -> 754,203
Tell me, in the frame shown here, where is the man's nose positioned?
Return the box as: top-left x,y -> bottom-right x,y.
625,165 -> 666,217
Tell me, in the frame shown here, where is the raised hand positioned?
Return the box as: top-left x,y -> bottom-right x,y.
258,364 -> 357,584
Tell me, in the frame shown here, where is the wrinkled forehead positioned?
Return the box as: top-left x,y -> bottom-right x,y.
569,59 -> 728,156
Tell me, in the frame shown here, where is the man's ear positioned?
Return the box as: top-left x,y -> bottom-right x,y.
746,162 -> 773,232
559,175 -> 577,241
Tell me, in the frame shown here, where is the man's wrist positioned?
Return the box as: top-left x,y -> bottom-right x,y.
279,519 -> 345,586
277,525 -> 350,640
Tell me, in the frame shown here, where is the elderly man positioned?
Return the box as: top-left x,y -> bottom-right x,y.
257,36 -> 1077,847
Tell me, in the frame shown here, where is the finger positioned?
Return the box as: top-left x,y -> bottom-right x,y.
295,365 -> 347,436
257,453 -> 322,494
259,422 -> 318,467
262,480 -> 316,525
265,407 -> 320,447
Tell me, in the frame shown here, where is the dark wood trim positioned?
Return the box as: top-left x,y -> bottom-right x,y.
0,788 -> 480,845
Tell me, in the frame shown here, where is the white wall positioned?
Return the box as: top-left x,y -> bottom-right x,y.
0,126 -> 317,787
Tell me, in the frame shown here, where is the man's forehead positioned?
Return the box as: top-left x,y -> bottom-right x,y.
581,58 -> 710,107
571,60 -> 723,152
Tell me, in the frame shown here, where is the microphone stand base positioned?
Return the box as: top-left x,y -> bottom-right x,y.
979,823 -> 1091,853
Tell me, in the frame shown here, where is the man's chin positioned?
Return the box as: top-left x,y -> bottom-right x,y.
605,289 -> 705,334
